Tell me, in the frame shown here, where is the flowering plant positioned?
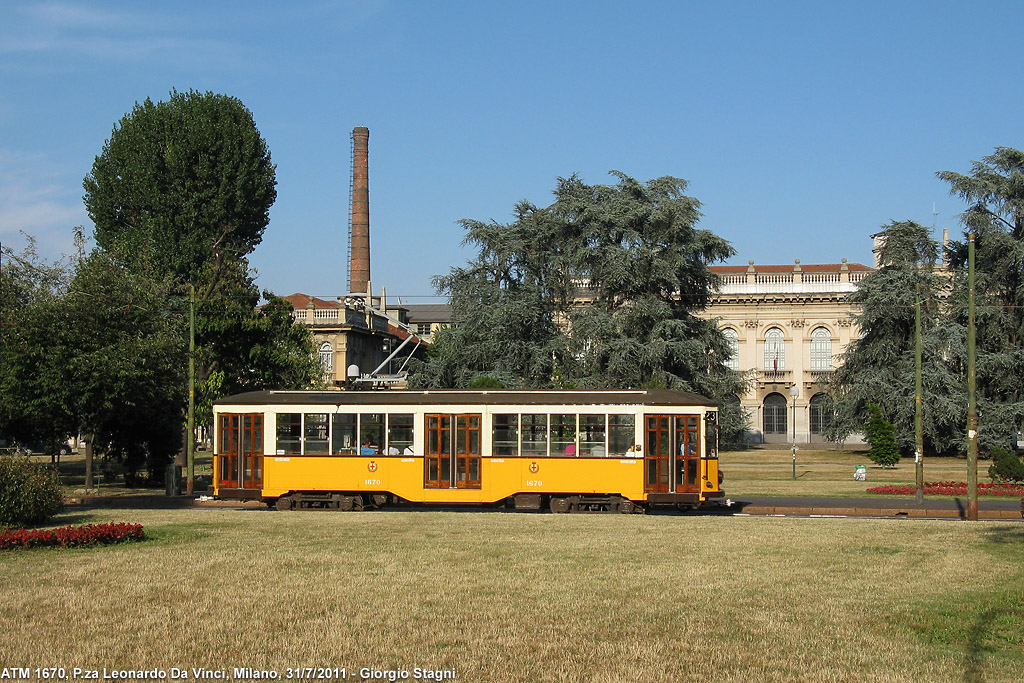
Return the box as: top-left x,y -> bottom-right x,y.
866,482 -> 1024,496
0,522 -> 144,550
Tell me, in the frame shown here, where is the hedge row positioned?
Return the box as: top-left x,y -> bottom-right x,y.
0,522 -> 144,550
866,482 -> 1024,496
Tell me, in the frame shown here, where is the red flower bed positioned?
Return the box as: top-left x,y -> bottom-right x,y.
866,481 -> 1024,496
0,522 -> 144,550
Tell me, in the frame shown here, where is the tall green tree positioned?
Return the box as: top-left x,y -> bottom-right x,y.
556,174 -> 740,401
82,90 -> 320,429
938,147 -> 1024,449
828,221 -> 963,454
83,89 -> 276,288
411,172 -> 748,442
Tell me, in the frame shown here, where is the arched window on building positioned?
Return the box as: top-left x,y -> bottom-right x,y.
810,327 -> 833,371
763,392 -> 788,434
722,327 -> 739,371
318,341 -> 334,373
809,393 -> 833,434
764,327 -> 785,371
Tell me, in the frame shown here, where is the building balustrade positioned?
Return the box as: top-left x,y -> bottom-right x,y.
716,281 -> 859,295
758,369 -> 793,382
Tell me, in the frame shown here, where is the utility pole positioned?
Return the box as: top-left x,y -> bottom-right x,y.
966,233 -> 978,521
186,284 -> 195,495
915,282 -> 924,504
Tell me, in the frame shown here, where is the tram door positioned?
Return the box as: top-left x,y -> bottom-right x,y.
425,414 -> 481,489
645,415 -> 701,494
645,416 -> 671,493
241,414 -> 263,489
217,413 -> 263,490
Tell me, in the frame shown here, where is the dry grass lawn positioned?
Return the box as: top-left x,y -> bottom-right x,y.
720,449 -> 1004,498
2,508 -> 1022,682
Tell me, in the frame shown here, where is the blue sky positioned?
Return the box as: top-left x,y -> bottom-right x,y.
1,1 -> 1021,303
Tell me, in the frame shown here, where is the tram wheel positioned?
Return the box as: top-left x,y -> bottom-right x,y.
275,495 -> 294,511
619,500 -> 634,514
550,497 -> 571,514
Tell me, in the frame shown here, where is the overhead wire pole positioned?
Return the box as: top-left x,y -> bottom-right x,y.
966,233 -> 978,521
915,282 -> 924,504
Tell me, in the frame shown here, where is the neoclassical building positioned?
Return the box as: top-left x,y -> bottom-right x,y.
702,260 -> 871,444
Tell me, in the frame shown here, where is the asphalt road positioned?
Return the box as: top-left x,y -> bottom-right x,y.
717,495 -> 1022,520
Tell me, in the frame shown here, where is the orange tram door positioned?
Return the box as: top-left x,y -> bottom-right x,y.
643,414 -> 720,508
215,413 -> 264,499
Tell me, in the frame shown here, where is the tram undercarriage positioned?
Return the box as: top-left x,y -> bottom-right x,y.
261,490 -> 711,514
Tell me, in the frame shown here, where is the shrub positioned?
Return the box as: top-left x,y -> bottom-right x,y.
988,446 -> 1024,483
864,402 -> 900,468
468,375 -> 506,389
0,455 -> 64,526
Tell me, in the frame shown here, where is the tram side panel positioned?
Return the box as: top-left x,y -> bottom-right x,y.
517,456 -> 645,500
261,455 -> 391,500
257,454 -> 647,505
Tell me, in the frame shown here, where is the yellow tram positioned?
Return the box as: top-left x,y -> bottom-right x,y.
213,389 -> 723,512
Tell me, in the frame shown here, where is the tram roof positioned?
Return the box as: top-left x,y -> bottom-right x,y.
215,389 -> 717,408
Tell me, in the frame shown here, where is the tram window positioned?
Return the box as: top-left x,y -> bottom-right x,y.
674,416 -> 699,458
332,414 -> 356,454
550,414 -> 577,456
387,414 -> 414,454
304,413 -> 329,454
580,415 -> 605,456
521,414 -> 547,456
276,413 -> 301,455
493,414 -> 519,456
427,415 -> 452,456
360,414 -> 385,454
705,413 -> 719,458
608,414 -> 635,456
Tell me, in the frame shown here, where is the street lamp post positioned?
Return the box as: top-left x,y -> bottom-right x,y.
790,385 -> 799,480
915,282 -> 924,505
186,284 -> 195,495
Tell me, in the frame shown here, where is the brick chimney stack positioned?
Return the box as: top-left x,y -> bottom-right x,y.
350,126 -> 370,295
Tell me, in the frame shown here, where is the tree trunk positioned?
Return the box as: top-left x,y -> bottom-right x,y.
84,433 -> 95,490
